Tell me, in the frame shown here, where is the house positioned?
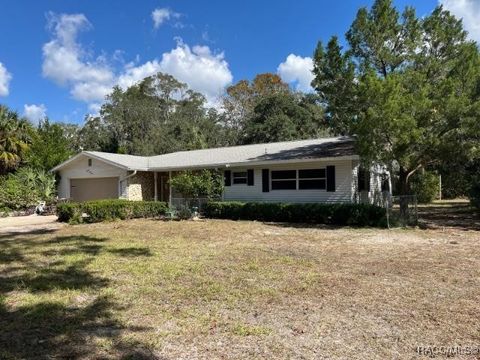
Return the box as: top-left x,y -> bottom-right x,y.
52,136 -> 390,205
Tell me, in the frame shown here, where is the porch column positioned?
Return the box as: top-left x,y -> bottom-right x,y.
154,172 -> 158,201
168,171 -> 172,207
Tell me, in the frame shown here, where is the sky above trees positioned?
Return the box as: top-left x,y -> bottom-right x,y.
0,0 -> 477,123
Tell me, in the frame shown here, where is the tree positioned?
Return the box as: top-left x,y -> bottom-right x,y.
27,119 -> 74,170
221,73 -> 290,144
243,92 -> 328,144
99,73 -> 224,155
0,105 -> 32,174
312,0 -> 480,196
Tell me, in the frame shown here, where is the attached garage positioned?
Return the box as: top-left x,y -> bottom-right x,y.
70,177 -> 119,202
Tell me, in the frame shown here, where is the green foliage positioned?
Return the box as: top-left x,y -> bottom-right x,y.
26,119 -> 74,170
0,105 -> 32,174
204,201 -> 386,227
170,170 -> 223,199
312,0 -> 480,195
56,200 -> 168,224
99,73 -> 225,155
409,171 -> 440,203
243,93 -> 328,144
0,167 -> 56,210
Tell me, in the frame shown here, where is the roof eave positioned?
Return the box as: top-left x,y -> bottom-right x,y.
51,151 -> 132,172
147,154 -> 360,172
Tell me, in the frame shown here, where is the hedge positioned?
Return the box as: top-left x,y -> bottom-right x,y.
57,199 -> 168,224
203,201 -> 386,227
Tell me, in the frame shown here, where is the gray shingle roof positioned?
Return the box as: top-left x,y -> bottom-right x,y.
54,137 -> 357,172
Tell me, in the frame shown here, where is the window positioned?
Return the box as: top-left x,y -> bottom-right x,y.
88,159 -> 92,167
233,171 -> 247,184
299,169 -> 326,190
271,170 -> 297,190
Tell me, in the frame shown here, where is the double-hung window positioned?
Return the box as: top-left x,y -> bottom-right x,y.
270,168 -> 327,190
232,171 -> 248,184
271,170 -> 297,190
298,169 -> 326,189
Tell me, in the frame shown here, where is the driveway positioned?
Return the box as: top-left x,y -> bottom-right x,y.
0,214 -> 62,234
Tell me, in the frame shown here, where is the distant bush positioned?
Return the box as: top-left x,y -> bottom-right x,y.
57,199 -> 167,224
410,171 -> 439,204
204,201 -> 386,227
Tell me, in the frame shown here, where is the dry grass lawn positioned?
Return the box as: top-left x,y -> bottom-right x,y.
0,219 -> 479,359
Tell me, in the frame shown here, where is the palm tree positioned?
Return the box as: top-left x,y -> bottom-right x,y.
0,105 -> 31,174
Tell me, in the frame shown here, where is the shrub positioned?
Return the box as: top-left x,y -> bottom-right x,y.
409,171 -> 439,204
57,199 -> 167,223
204,201 -> 386,227
0,167 -> 56,210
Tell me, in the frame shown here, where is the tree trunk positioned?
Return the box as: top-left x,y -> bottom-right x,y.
398,167 -> 410,221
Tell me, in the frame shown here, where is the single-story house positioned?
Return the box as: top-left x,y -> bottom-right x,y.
52,136 -> 390,206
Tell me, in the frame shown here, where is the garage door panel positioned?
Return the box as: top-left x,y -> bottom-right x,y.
70,177 -> 119,202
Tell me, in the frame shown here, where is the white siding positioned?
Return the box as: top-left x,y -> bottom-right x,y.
57,154 -> 127,199
224,160 -> 353,203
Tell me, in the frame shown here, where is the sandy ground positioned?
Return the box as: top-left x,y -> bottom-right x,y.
0,214 -> 61,233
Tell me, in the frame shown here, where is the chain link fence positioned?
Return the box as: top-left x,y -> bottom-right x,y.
385,195 -> 418,228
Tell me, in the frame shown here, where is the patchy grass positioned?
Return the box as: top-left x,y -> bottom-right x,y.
0,219 -> 479,359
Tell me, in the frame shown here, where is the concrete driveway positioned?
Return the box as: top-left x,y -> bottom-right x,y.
0,214 -> 62,234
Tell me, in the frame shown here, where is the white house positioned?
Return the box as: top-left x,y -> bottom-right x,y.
52,136 -> 390,205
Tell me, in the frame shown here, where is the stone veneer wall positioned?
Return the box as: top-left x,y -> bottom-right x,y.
127,171 -> 154,201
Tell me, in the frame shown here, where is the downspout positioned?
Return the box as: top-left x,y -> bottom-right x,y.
120,170 -> 137,199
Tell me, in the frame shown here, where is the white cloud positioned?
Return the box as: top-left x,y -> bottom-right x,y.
157,42 -> 233,106
0,62 -> 12,96
24,104 -> 47,123
117,41 -> 233,107
42,13 -> 115,103
440,0 -> 480,42
277,54 -> 314,92
151,8 -> 180,29
42,13 -> 232,110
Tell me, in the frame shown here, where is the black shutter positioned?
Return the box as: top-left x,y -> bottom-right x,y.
247,169 -> 254,186
326,165 -> 335,192
262,169 -> 269,192
224,170 -> 231,186
365,171 -> 371,192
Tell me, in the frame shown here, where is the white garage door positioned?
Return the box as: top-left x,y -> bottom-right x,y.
70,177 -> 119,202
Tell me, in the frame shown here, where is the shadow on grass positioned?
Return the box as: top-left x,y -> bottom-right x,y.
108,247 -> 153,257
418,202 -> 480,231
0,231 -> 162,359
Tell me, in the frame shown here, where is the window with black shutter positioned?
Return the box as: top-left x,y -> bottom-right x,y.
247,169 -> 254,186
262,169 -> 269,192
232,171 -> 247,184
224,170 -> 231,186
326,165 -> 336,192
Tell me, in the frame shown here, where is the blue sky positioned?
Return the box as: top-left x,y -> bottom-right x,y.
0,0 -> 475,124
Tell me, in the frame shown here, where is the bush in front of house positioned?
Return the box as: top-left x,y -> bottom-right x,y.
57,199 -> 168,224
203,201 -> 386,227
